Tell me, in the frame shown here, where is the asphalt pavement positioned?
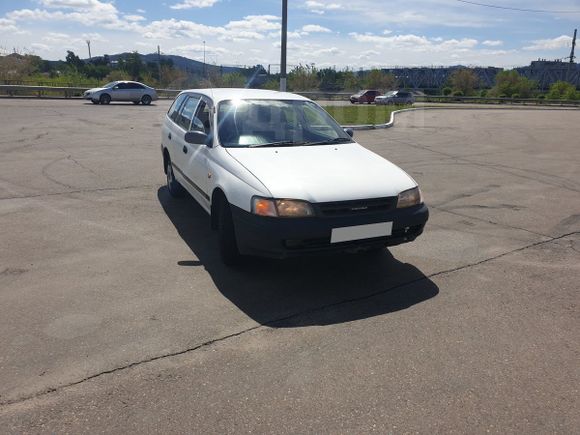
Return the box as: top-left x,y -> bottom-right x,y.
0,99 -> 578,433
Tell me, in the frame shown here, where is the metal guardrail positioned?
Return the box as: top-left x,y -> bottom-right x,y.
0,85 -> 181,99
0,85 -> 578,106
415,95 -> 580,106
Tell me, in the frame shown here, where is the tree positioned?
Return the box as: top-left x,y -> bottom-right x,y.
547,81 -> 579,100
288,64 -> 319,91
449,68 -> 479,96
364,69 -> 396,91
123,51 -> 144,80
489,70 -> 537,98
318,68 -> 341,91
65,50 -> 84,72
342,70 -> 360,91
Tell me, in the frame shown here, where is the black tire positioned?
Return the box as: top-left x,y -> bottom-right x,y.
141,94 -> 152,105
99,94 -> 111,105
218,200 -> 240,266
165,156 -> 185,198
132,101 -> 140,105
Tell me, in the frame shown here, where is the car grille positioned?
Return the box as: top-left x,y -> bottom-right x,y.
315,197 -> 397,217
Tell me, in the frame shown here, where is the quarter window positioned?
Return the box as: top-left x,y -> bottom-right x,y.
168,94 -> 188,122
175,96 -> 200,131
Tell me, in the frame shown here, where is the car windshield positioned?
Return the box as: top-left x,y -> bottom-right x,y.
103,81 -> 118,88
217,99 -> 353,148
354,91 -> 365,97
384,91 -> 396,97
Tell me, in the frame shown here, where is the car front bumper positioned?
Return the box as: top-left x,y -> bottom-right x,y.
231,203 -> 429,259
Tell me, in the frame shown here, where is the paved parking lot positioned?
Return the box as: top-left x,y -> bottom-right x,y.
0,99 -> 578,433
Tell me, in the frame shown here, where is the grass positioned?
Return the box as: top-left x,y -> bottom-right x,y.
324,104 -> 412,125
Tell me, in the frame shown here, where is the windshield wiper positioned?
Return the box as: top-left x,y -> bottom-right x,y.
249,140 -> 308,148
304,137 -> 353,146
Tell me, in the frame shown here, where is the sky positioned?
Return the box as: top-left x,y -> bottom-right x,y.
0,0 -> 578,69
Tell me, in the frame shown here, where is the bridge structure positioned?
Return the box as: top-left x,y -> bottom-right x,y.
516,61 -> 580,90
379,66 -> 502,90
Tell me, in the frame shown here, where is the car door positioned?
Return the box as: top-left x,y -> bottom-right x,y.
163,93 -> 188,153
181,97 -> 213,202
130,82 -> 145,101
111,82 -> 130,101
167,94 -> 211,205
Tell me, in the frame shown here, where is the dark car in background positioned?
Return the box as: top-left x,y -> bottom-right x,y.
375,90 -> 415,105
349,90 -> 381,104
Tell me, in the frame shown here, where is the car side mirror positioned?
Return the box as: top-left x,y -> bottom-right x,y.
344,128 -> 354,138
184,131 -> 211,146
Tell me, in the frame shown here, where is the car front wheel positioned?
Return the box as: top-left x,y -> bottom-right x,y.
165,156 -> 185,198
99,94 -> 111,105
141,95 -> 152,105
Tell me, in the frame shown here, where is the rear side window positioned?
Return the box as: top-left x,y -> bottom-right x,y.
168,94 -> 188,122
175,96 -> 201,131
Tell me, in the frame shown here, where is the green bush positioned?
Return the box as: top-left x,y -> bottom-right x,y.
451,90 -> 464,97
442,87 -> 452,96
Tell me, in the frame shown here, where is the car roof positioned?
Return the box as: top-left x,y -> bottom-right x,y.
178,88 -> 310,104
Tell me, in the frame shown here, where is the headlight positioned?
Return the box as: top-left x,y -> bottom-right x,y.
397,187 -> 423,208
252,197 -> 314,218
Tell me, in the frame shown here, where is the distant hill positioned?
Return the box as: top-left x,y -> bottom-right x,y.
94,52 -> 258,76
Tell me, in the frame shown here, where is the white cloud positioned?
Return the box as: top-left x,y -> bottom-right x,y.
301,24 -> 332,33
482,40 -> 503,47
356,49 -> 380,60
523,35 -> 572,51
0,18 -> 18,32
225,15 -> 280,32
124,15 -> 146,22
170,0 -> 219,10
304,1 -> 343,15
350,32 -> 477,52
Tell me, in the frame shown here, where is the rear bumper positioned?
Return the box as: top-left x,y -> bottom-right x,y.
231,203 -> 429,259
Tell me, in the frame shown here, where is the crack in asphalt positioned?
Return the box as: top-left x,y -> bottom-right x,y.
389,137 -> 580,193
1,230 -> 577,409
431,205 -> 553,239
0,184 -> 160,201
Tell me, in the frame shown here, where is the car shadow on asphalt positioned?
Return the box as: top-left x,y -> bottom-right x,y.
158,187 -> 438,328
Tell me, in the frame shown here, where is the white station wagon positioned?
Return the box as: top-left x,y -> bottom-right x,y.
161,89 -> 428,264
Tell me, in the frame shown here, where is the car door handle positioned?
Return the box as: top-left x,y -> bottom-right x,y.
182,146 -> 188,154
168,133 -> 172,140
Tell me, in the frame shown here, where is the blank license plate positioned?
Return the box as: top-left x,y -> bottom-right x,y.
330,222 -> 393,244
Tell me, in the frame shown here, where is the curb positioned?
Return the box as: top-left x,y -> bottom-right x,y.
343,105 -> 580,130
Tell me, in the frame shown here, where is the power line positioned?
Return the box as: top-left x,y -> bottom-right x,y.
455,0 -> 580,14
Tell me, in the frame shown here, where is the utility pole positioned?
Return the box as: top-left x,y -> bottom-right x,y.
86,40 -> 91,61
157,45 -> 162,84
570,29 -> 577,63
203,40 -> 206,78
280,0 -> 288,91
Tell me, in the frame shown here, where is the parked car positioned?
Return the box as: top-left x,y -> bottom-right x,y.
84,81 -> 158,105
375,90 -> 415,105
349,89 -> 381,104
161,89 -> 428,265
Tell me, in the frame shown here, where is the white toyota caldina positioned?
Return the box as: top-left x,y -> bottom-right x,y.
161,89 -> 428,265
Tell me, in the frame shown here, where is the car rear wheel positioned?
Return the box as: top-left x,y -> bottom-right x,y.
165,156 -> 185,198
99,94 -> 111,105
141,95 -> 152,105
218,200 -> 241,266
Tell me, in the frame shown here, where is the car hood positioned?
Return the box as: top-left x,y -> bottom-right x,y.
85,87 -> 107,93
225,142 -> 416,202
